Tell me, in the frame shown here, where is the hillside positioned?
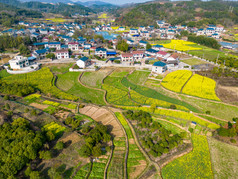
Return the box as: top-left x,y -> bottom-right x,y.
0,2 -> 42,27
0,0 -> 94,16
114,1 -> 238,27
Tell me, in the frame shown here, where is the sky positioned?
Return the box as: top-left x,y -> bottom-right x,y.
78,0 -> 152,5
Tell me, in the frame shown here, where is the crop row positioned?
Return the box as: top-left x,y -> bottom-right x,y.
115,113 -> 147,179
74,163 -> 92,179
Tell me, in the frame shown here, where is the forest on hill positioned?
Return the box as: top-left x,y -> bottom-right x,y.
114,1 -> 238,27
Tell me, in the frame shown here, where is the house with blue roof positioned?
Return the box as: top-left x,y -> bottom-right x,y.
152,61 -> 167,74
32,48 -> 49,59
45,42 -> 61,50
145,48 -> 158,56
139,40 -> 148,48
76,56 -> 91,68
152,44 -> 164,51
95,48 -> 107,58
130,28 -> 139,35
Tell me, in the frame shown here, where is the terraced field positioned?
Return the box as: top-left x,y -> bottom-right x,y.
115,113 -> 148,179
208,137 -> 238,179
127,70 -> 151,85
56,72 -> 106,105
81,68 -> 114,89
162,134 -> 213,179
161,70 -> 192,92
182,74 -> 220,101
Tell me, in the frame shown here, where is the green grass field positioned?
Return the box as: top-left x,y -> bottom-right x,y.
127,70 -> 151,85
179,95 -> 238,121
81,70 -> 110,89
208,137 -> 238,179
56,72 -> 105,105
154,119 -> 186,135
162,134 -> 213,179
181,58 -> 208,66
0,70 -> 11,78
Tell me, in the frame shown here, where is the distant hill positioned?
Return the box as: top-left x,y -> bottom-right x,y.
0,0 -> 94,16
114,1 -> 238,27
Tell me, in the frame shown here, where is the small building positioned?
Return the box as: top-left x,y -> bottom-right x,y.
139,40 -> 148,48
121,53 -> 134,64
56,49 -> 69,59
95,48 -> 107,58
9,56 -> 29,69
68,42 -> 79,51
45,42 -> 61,50
76,57 -> 91,68
152,61 -> 167,74
132,51 -> 144,61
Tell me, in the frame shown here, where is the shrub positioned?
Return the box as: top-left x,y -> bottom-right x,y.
206,111 -> 211,115
55,141 -> 65,150
230,139 -> 236,143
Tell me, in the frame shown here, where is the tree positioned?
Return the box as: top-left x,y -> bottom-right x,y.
117,40 -> 129,52
39,150 -> 52,160
19,44 -> 30,55
29,171 -> 41,179
55,141 -> 65,150
46,131 -> 55,141
79,144 -> 91,157
24,165 -> 32,177
48,168 -> 61,179
46,53 -> 55,59
146,43 -> 152,50
92,144 -> 102,157
150,104 -> 156,113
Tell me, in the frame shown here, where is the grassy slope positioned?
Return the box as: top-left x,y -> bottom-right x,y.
127,70 -> 151,85
56,72 -> 105,105
81,71 -> 109,89
208,137 -> 238,179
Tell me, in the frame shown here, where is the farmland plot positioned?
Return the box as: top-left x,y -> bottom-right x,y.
127,70 -> 150,85
208,137 -> 238,179
182,74 -> 220,101
162,134 -> 213,179
161,70 -> 192,92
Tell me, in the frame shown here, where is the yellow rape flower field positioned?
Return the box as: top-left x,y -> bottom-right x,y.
162,134 -> 213,179
163,40 -> 202,51
98,13 -> 109,19
182,74 -> 220,101
161,70 -> 193,92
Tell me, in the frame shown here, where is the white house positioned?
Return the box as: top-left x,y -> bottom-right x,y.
127,39 -> 135,45
167,54 -> 179,62
132,51 -> 144,61
157,51 -> 170,59
76,56 -> 91,68
152,61 -> 167,74
9,56 -> 29,69
130,28 -> 139,35
152,45 -> 164,51
117,27 -> 126,31
121,53 -> 134,64
68,42 -> 79,51
95,48 -> 107,58
139,40 -> 148,48
45,42 -> 61,50
56,49 -> 69,59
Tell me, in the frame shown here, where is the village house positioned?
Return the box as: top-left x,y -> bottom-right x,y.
152,61 -> 167,74
129,28 -> 139,35
55,49 -> 69,59
139,40 -> 148,48
121,53 -> 134,64
95,48 -> 107,58
132,51 -> 144,61
68,42 -> 79,51
32,48 -> 49,60
9,56 -> 29,69
45,42 -> 61,50
76,56 -> 91,68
